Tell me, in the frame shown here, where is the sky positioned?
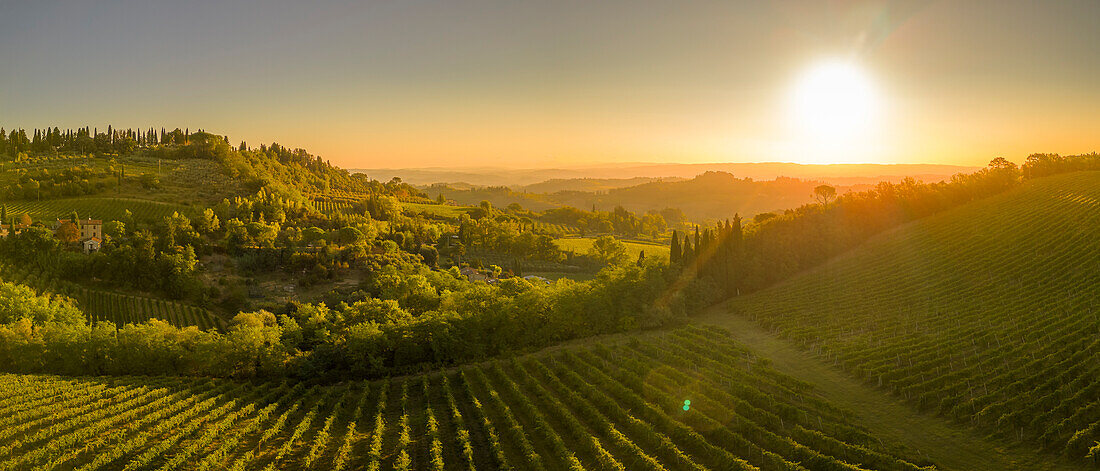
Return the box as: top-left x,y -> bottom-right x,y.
1,0 -> 1098,169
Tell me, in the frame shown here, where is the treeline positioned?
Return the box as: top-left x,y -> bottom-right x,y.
0,125 -> 426,204
539,205 -> 676,238
0,261 -> 682,378
455,202 -> 562,262
0,126 -> 210,158
669,153 -> 1100,301
145,131 -> 425,200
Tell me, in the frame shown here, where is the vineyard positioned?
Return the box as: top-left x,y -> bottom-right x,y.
532,222 -> 581,236
0,263 -> 226,331
726,171 -> 1100,463
0,325 -> 932,470
1,197 -> 186,224
310,199 -> 355,215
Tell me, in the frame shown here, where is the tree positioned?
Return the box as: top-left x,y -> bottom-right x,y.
814,185 -> 837,206
419,245 -> 439,267
589,235 -> 627,265
104,220 -> 126,240
301,227 -> 326,246
0,280 -> 83,325
55,222 -> 80,244
196,208 -> 220,234
19,214 -> 31,226
681,238 -> 695,265
670,231 -> 681,264
333,226 -> 365,245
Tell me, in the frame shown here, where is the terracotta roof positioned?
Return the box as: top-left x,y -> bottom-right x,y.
80,219 -> 103,225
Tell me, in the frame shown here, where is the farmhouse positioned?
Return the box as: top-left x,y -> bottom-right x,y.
50,217 -> 103,243
83,237 -> 101,254
78,219 -> 103,241
460,266 -> 488,282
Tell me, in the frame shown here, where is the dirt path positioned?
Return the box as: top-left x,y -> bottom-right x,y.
695,303 -> 1086,471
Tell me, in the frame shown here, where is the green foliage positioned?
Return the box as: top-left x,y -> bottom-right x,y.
0,280 -> 83,325
588,235 -> 628,265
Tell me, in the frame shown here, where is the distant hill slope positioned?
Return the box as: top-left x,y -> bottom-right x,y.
564,172 -> 866,220
518,176 -> 683,193
725,171 -> 1100,463
426,172 -> 876,221
357,162 -> 977,187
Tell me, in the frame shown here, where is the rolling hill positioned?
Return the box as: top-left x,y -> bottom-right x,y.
357,162 -> 976,187
724,170 -> 1100,463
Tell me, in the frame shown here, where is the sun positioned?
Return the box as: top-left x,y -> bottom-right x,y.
788,59 -> 880,144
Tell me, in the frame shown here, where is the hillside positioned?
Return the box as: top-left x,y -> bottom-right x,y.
519,176 -> 681,193
357,162 -> 976,187
562,172 -> 866,220
426,172 -> 871,223
724,171 -> 1100,463
0,325 -> 934,470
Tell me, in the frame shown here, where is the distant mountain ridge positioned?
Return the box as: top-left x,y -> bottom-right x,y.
424,171 -> 876,221
352,162 -> 979,187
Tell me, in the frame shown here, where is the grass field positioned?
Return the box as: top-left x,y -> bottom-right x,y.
554,236 -> 671,260
0,325 -> 934,470
2,197 -> 187,224
723,170 -> 1100,465
402,202 -> 470,219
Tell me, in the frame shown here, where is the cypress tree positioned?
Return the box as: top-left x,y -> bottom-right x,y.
670,230 -> 681,264
682,238 -> 695,265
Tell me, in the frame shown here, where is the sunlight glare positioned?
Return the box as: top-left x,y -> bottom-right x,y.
788,59 -> 880,144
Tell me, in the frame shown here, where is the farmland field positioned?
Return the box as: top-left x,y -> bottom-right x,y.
310,199 -> 355,214
533,222 -> 580,236
0,325 -> 932,470
2,197 -> 186,224
555,236 -> 671,260
402,202 -> 470,219
725,171 -> 1100,462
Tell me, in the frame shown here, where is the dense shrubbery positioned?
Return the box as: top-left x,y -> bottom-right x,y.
0,280 -> 84,325
539,205 -> 669,238
0,261 -> 684,378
